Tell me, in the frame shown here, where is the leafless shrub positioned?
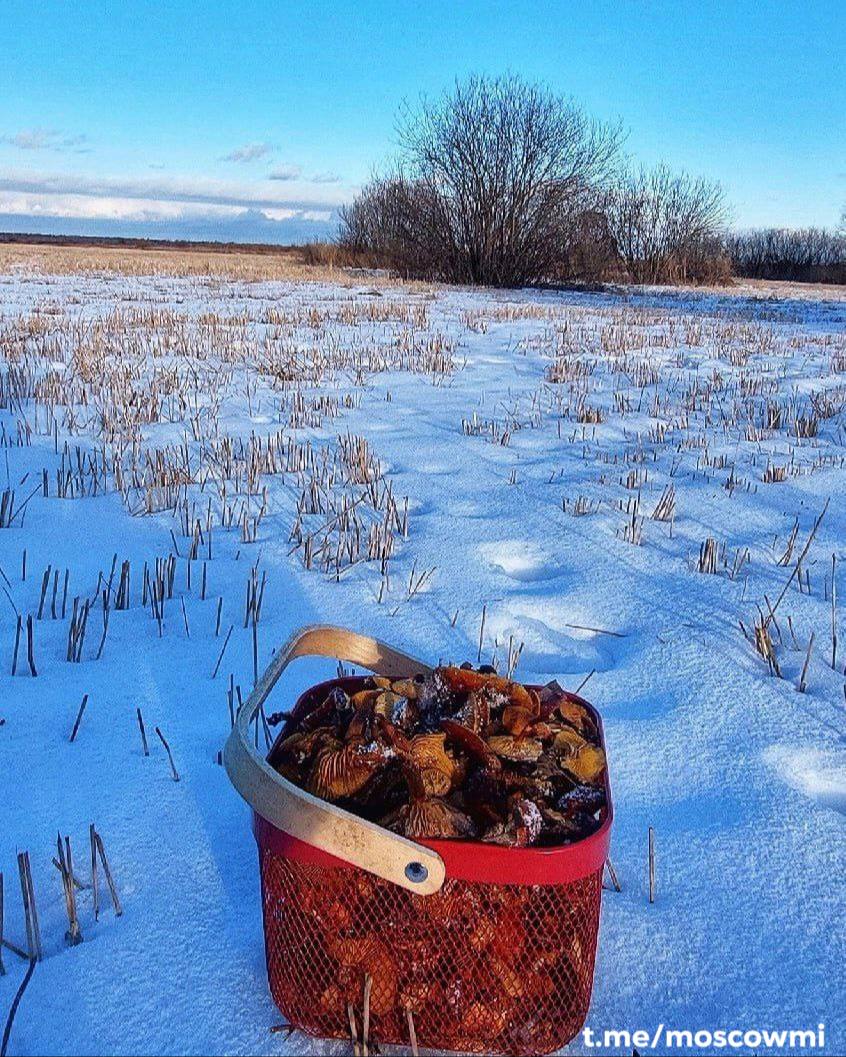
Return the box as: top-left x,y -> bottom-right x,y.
340,74 -> 623,286
550,208 -> 623,282
606,163 -> 729,284
339,175 -> 439,276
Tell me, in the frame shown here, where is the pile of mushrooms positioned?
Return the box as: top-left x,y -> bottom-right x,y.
272,663 -> 607,848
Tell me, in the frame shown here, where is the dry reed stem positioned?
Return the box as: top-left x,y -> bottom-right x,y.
347,1002 -> 360,1057
136,708 -> 150,756
604,859 -> 622,893
69,694 -> 89,742
799,632 -> 815,693
92,830 -> 122,916
405,1006 -> 419,1056
155,727 -> 180,782
16,853 -> 41,961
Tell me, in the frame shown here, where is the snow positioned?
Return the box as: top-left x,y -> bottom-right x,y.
0,265 -> 844,1056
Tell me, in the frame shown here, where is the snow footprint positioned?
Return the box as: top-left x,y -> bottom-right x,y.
479,539 -> 563,583
764,745 -> 846,817
483,599 -> 616,679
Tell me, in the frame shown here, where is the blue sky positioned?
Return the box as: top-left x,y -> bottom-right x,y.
0,0 -> 843,243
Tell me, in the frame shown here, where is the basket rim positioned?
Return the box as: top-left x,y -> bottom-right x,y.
257,674 -> 613,886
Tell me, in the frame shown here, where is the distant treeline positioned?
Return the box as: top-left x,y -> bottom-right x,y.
0,231 -> 305,258
726,228 -> 846,284
338,74 -> 845,288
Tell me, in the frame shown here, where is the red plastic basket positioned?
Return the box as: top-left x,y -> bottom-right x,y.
254,673 -> 612,1055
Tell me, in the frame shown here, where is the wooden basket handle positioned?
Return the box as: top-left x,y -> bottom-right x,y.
223,624 -> 444,895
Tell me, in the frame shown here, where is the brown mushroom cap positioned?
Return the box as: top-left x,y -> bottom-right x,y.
551,726 -> 588,757
562,743 -> 606,783
487,734 -> 544,763
307,741 -> 393,800
406,731 -> 460,796
388,796 -> 476,839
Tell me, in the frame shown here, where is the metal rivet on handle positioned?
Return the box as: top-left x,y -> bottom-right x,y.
405,861 -> 428,884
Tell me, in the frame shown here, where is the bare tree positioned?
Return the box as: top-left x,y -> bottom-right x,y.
340,75 -> 622,285
339,174 -> 434,274
727,226 -> 846,283
606,164 -> 728,284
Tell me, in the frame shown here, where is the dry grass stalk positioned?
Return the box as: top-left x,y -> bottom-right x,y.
0,490 -> 15,529
25,615 -> 36,676
697,537 -> 722,574
55,834 -> 83,945
347,1002 -> 360,1057
562,495 -> 600,516
777,518 -> 799,566
575,669 -> 596,695
505,636 -> 524,679
85,824 -> 99,924
765,499 -> 829,627
604,858 -> 622,892
10,616 -> 21,676
749,610 -> 781,677
50,857 -> 88,891
651,484 -> 676,521
66,598 -> 90,662
212,624 -> 234,678
565,622 -> 626,638
69,694 -> 89,742
16,852 -> 41,961
405,1005 -> 420,1056
389,562 -> 435,616
91,828 -> 122,917
619,505 -> 643,545
798,631 -> 815,693
763,462 -> 788,484
155,726 -> 180,782
477,603 -> 487,664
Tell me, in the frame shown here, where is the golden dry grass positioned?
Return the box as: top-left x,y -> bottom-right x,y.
2,240 -> 844,303
0,240 -> 372,284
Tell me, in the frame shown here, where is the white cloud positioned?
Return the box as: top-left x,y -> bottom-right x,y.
0,190 -> 246,222
1,128 -> 90,154
268,164 -> 302,181
262,206 -> 332,223
0,168 -> 351,210
312,171 -> 342,184
0,168 -> 348,243
221,142 -> 274,163
0,186 -> 335,230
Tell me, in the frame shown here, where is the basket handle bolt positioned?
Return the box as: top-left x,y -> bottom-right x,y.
405,861 -> 429,884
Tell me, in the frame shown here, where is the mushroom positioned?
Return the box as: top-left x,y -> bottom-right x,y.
406,731 -> 461,796
307,740 -> 393,800
561,743 -> 606,783
385,795 -> 476,839
487,734 -> 544,763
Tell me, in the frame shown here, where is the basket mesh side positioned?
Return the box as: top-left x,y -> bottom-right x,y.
259,846 -> 602,1056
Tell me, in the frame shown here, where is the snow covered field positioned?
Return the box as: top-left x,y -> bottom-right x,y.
1,259 -> 844,1055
